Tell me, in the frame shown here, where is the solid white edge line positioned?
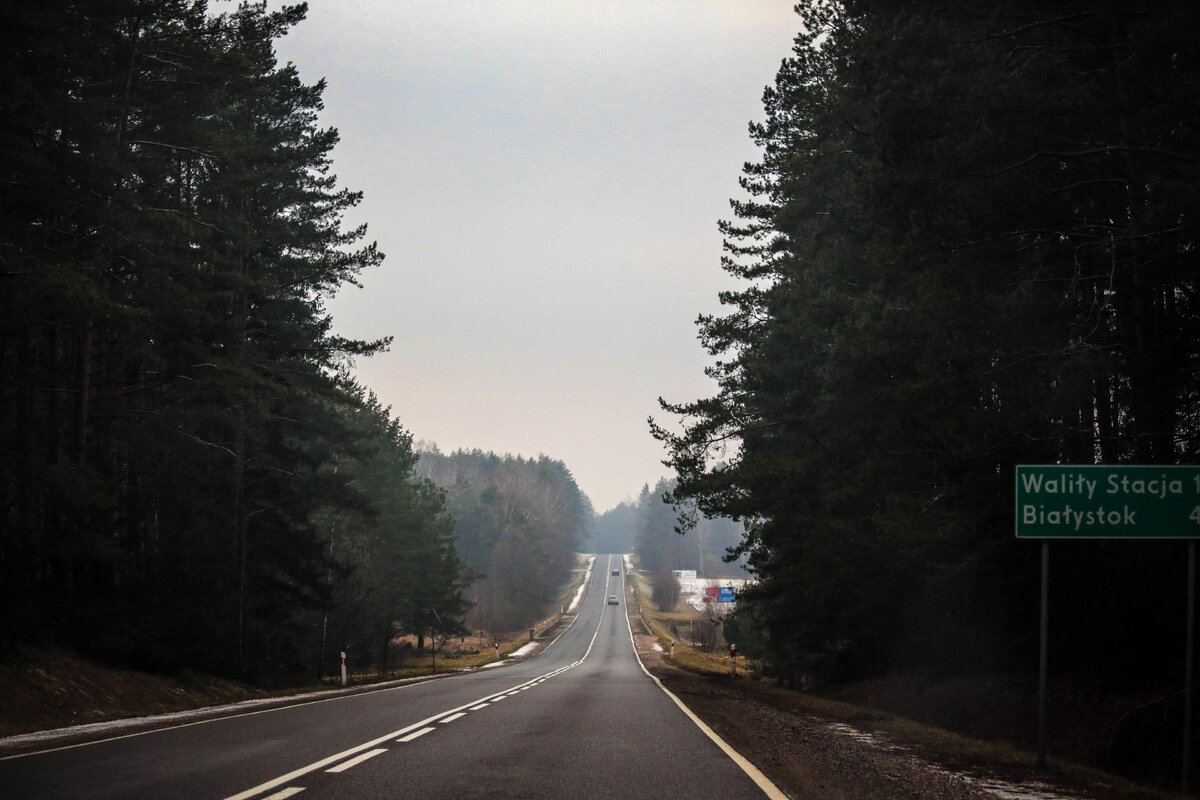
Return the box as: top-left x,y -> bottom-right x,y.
325,748 -> 387,773
396,727 -> 435,743
0,674 -> 439,763
622,577 -> 790,800
7,559 -> 612,765
223,655 -> 582,799
226,559 -> 614,800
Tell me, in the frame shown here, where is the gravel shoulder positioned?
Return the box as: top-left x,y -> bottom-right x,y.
630,627 -> 1173,800
0,612 -> 1177,800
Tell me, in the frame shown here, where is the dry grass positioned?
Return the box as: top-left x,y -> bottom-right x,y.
0,628 -> 546,740
626,560 -> 1179,800
0,569 -> 589,741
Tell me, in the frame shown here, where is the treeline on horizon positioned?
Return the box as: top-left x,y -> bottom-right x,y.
0,0 -> 755,684
589,477 -> 747,579
655,2 -> 1200,686
0,1 -> 480,681
417,448 -> 591,634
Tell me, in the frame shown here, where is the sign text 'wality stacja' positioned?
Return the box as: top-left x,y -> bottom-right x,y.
1015,465 -> 1200,539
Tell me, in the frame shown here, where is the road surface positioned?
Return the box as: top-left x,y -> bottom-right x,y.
0,555 -> 783,799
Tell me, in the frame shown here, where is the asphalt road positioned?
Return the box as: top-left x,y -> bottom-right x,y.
0,555 -> 783,799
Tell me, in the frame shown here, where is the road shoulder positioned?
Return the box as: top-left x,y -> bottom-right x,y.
630,627 -> 1167,800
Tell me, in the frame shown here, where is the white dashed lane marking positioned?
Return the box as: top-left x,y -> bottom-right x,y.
325,748 -> 387,773
225,555 -> 622,800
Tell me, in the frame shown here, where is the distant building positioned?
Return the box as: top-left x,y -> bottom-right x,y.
673,569 -> 698,580
682,577 -> 752,613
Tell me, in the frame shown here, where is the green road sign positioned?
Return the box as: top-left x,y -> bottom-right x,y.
1015,465 -> 1200,539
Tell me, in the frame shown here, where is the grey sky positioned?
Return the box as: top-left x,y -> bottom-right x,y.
272,1 -> 799,511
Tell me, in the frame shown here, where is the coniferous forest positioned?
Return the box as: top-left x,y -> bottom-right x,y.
655,2 -> 1200,685
8,0 -> 1199,706
589,478 -> 746,581
0,1 -> 476,681
417,448 -> 592,635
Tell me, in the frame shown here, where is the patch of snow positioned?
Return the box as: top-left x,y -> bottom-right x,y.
824,722 -> 903,750
471,640 -> 541,672
0,682 -> 390,751
821,721 -> 1087,800
568,556 -> 595,612
935,770 -> 1087,800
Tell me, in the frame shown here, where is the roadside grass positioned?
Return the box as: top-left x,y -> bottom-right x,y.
1,567 -> 592,740
0,632 -> 543,739
320,639 -> 516,686
626,559 -> 1177,800
2,561 -> 1182,799
750,677 -> 1177,800
626,564 -> 752,675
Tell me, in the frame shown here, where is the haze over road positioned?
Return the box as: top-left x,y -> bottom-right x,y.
1,555 -> 781,799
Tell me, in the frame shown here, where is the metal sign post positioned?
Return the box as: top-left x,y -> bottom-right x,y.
1038,541 -> 1049,768
1186,540 -> 1196,796
1016,465 -> 1200,790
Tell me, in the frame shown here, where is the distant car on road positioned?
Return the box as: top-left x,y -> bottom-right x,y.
611,569 -> 619,576
608,595 -> 619,605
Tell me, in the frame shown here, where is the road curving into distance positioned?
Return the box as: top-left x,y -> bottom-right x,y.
0,554 -> 785,799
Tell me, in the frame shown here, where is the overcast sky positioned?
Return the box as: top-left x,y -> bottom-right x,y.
271,1 -> 800,512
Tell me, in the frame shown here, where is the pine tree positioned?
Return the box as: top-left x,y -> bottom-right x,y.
655,1 -> 1200,683
0,1 -> 438,681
